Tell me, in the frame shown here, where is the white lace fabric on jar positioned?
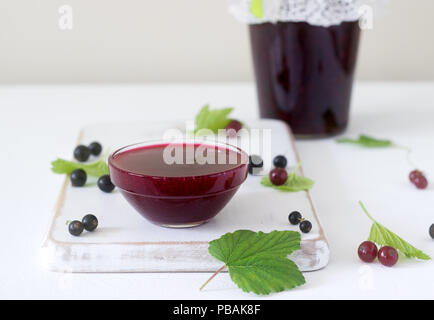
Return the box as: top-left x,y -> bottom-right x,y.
228,0 -> 382,27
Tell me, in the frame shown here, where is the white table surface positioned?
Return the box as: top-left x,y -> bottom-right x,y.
0,82 -> 433,300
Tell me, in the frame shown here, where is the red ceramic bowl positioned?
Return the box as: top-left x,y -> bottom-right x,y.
109,139 -> 249,228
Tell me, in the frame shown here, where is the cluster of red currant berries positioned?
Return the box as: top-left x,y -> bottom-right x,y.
409,170 -> 428,189
358,241 -> 398,267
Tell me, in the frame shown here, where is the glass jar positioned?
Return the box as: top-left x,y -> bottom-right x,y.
249,20 -> 361,137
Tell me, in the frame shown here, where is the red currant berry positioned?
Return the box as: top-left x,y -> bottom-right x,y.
378,246 -> 398,267
269,168 -> 288,186
358,241 -> 378,263
225,120 -> 243,137
413,175 -> 428,190
409,170 -> 423,183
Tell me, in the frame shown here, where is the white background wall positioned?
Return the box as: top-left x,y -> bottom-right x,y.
0,0 -> 433,83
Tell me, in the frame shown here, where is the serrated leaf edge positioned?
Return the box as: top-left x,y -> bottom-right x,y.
228,258 -> 306,295
203,230 -> 305,294
360,201 -> 431,260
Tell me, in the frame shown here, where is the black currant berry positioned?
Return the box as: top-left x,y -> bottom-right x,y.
98,175 -> 115,193
89,142 -> 103,156
299,220 -> 312,233
68,220 -> 84,236
70,169 -> 87,187
74,145 -> 91,162
82,214 -> 98,232
273,155 -> 287,168
288,211 -> 302,225
429,224 -> 434,240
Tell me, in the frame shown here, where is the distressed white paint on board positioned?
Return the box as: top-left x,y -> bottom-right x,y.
42,120 -> 329,272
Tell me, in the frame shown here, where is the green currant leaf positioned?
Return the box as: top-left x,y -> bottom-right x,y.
202,230 -> 305,295
261,165 -> 314,192
250,0 -> 263,18
229,257 -> 305,295
208,230 -> 301,263
337,135 -> 393,147
194,105 -> 234,134
360,201 -> 430,260
51,158 -> 109,177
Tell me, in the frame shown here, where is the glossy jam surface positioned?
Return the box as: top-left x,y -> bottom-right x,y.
112,143 -> 244,178
109,143 -> 248,227
249,21 -> 360,136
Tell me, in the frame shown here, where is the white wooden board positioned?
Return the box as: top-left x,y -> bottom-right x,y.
41,119 -> 329,273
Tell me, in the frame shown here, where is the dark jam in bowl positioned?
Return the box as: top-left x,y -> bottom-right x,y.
109,141 -> 249,228
249,21 -> 361,136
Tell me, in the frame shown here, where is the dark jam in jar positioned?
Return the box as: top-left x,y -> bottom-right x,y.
249,21 -> 361,136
